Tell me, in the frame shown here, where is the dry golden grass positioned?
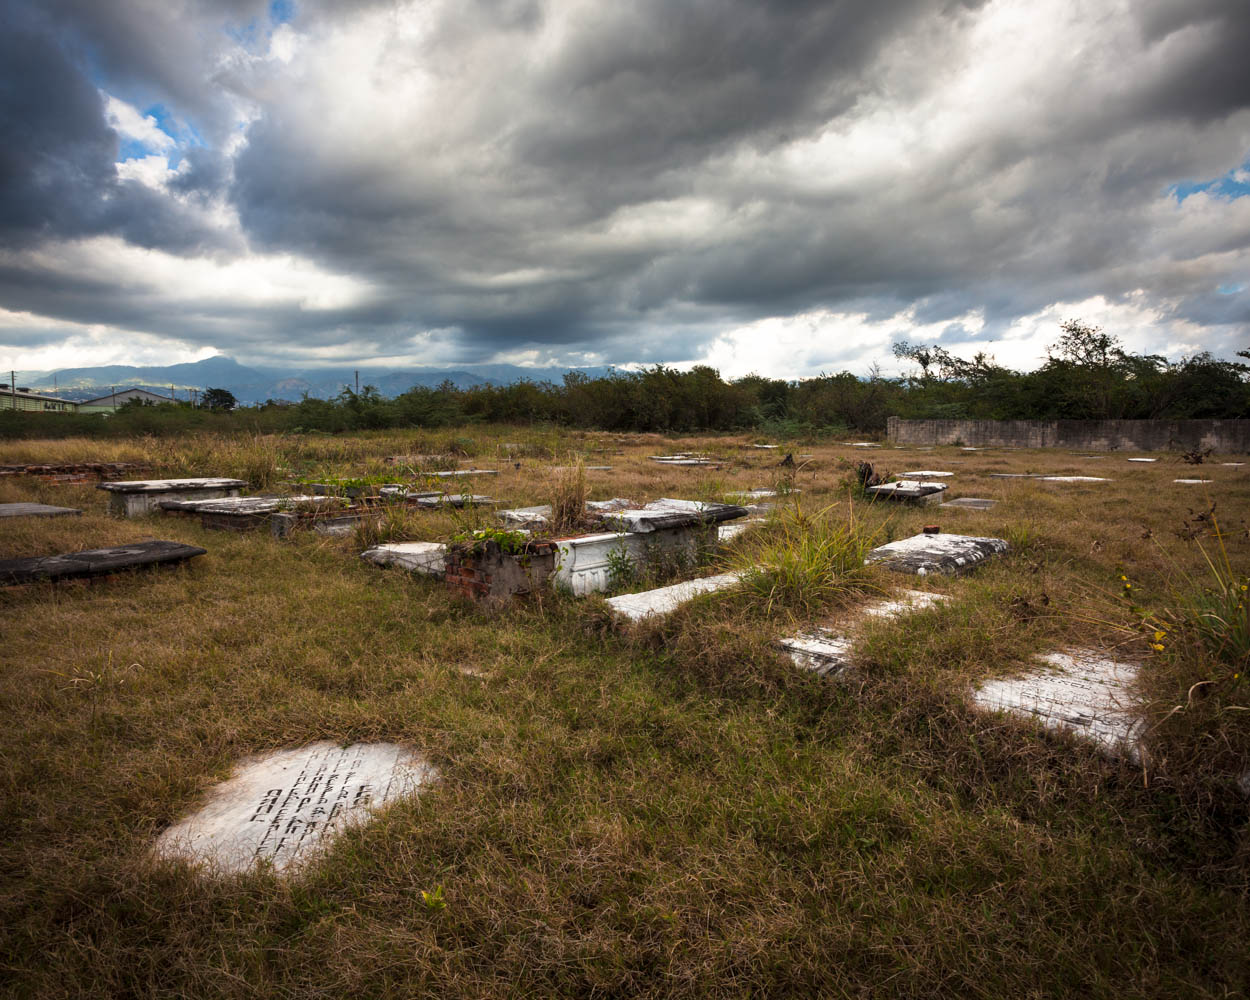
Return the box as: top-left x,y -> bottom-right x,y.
1,428 -> 1248,997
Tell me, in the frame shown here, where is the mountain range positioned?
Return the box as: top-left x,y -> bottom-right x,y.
15,357 -> 616,405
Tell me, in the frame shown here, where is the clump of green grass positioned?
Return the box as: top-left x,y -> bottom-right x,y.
730,499 -> 880,617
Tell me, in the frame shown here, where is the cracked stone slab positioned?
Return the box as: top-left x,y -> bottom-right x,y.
780,590 -> 949,677
0,502 -> 82,518
940,497 -> 997,511
155,742 -> 438,875
973,650 -> 1143,758
361,541 -> 447,576
867,532 -> 1008,576
98,478 -> 247,517
606,572 -> 742,621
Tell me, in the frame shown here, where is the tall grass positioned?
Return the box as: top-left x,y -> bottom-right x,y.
730,498 -> 881,618
547,458 -> 588,535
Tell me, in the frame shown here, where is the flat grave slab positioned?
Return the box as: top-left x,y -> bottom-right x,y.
427,469 -> 498,478
361,541 -> 447,576
98,477 -> 246,517
0,502 -> 82,518
1040,476 -> 1110,483
780,590 -> 948,678
718,518 -> 767,542
867,532 -> 1008,576
940,497 -> 997,511
1126,458 -> 1157,463
413,494 -> 495,508
973,649 -> 1142,758
749,444 -> 780,449
1221,462 -> 1244,467
606,572 -> 742,621
155,742 -> 437,875
603,498 -> 748,533
648,455 -> 716,466
989,473 -> 1038,479
1174,479 -> 1213,484
902,470 -> 954,477
865,480 -> 948,504
0,540 -> 206,585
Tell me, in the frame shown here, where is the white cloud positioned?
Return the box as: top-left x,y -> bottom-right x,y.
102,93 -> 176,154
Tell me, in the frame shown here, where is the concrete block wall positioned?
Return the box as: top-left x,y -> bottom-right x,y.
886,416 -> 1250,452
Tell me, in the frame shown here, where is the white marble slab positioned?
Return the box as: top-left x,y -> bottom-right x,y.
606,572 -> 742,621
973,650 -> 1142,758
1174,479 -> 1213,484
1040,476 -> 1110,483
867,532 -> 1008,575
361,541 -> 447,576
902,470 -> 954,477
155,742 -> 437,874
1126,458 -> 1157,463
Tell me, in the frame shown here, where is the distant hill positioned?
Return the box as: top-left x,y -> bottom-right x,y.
17,357 -> 615,405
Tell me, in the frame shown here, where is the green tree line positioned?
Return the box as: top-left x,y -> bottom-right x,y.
3,322 -> 1247,439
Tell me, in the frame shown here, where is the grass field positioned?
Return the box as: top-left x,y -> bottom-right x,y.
2,427 -> 1248,998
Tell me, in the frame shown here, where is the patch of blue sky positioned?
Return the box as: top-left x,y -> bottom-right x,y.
270,0 -> 296,25
226,0 -> 295,47
1217,283 -> 1245,295
117,138 -> 154,161
1168,160 -> 1250,203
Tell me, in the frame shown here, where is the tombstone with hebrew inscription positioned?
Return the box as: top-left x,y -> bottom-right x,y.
155,742 -> 437,874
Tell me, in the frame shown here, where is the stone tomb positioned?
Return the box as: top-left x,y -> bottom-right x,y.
866,532 -> 1008,576
0,540 -> 206,585
0,502 -> 82,518
973,650 -> 1142,759
865,480 -> 948,504
155,742 -> 437,875
902,470 -> 954,478
940,497 -> 997,511
98,478 -> 246,517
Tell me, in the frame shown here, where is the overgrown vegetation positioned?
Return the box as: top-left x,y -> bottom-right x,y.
1,428 -> 1248,997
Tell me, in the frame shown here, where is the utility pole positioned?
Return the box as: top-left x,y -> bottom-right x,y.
10,371 -> 15,410
355,370 -> 359,394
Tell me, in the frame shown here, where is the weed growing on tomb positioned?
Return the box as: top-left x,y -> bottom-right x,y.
547,459 -> 588,534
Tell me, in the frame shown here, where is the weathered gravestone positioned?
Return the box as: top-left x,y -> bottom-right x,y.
361,541 -> 447,576
0,502 -> 82,518
866,532 -> 1008,576
606,572 -> 743,621
98,478 -> 246,517
940,497 -> 997,511
973,650 -> 1142,759
0,540 -> 206,585
865,480 -> 949,505
155,742 -> 437,874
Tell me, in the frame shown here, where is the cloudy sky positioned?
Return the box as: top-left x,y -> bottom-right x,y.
1,0 -> 1248,379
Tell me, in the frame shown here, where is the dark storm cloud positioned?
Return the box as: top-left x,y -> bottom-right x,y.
0,0 -> 236,252
1,0 -> 1248,371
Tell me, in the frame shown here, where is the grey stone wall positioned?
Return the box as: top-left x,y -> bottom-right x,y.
886,416 -> 1250,452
